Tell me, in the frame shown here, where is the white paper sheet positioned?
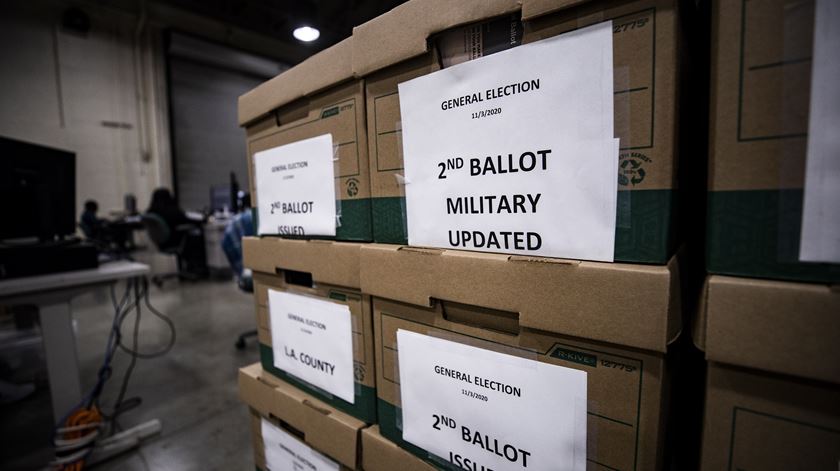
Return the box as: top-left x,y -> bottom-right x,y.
268,290 -> 355,403
253,134 -> 337,237
261,417 -> 340,471
398,21 -> 618,261
800,0 -> 840,263
397,330 -> 588,471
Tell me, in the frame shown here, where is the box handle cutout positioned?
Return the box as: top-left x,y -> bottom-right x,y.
279,268 -> 313,288
440,300 -> 520,336
302,399 -> 331,416
273,99 -> 310,127
268,413 -> 306,442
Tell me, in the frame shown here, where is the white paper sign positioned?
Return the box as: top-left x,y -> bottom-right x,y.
397,330 -> 588,471
261,417 -> 340,471
254,134 -> 337,237
398,22 -> 618,262
268,290 -> 355,403
800,0 -> 840,263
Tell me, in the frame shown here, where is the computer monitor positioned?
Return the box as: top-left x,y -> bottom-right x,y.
210,185 -> 231,213
0,136 -> 76,241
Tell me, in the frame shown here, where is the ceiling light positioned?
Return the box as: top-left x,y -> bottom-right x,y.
293,26 -> 320,42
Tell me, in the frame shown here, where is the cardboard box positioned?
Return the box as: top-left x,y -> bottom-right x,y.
362,426 -> 438,471
238,363 -> 364,470
240,38 -> 373,241
708,0 -> 840,282
247,409 -> 354,471
243,237 -> 377,423
362,244 -> 682,471
694,276 -> 840,470
356,0 -> 683,264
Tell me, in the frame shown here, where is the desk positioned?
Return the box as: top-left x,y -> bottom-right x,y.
204,216 -> 232,276
107,215 -> 145,252
0,261 -> 149,424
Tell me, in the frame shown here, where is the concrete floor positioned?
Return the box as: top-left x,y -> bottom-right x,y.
0,277 -> 259,470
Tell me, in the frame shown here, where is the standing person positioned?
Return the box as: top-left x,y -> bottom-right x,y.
222,192 -> 255,290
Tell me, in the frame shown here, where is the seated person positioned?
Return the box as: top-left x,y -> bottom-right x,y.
79,200 -> 104,240
146,188 -> 207,276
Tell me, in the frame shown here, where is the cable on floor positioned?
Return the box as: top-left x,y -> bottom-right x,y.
50,276 -> 175,470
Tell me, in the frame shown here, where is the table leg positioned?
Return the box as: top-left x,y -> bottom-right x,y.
39,301 -> 83,425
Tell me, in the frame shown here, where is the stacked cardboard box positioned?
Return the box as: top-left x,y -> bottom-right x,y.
239,363 -> 363,470
357,0 -> 684,264
708,0 -> 840,282
236,0 -> 693,469
694,1 -> 840,468
694,276 -> 840,470
239,39 -> 373,242
363,245 -> 682,470
243,237 -> 377,423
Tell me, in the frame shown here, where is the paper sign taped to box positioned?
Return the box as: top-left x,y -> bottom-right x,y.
398,21 -> 618,261
261,417 -> 340,471
397,330 -> 588,471
253,134 -> 337,237
268,290 -> 355,403
800,0 -> 840,263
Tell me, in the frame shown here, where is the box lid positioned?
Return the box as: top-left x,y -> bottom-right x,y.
521,0 -> 591,20
352,0 -> 590,77
243,237 -> 362,289
693,276 -> 840,385
238,37 -> 355,126
360,244 -> 681,353
238,363 -> 365,468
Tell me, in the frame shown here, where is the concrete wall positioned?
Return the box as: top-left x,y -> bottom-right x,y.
0,0 -> 171,218
0,0 -> 293,220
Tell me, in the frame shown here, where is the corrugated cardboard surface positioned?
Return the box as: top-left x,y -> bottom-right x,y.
707,0 -> 840,282
373,296 -> 670,471
709,0 -> 812,192
359,0 -> 681,263
249,410 -> 266,471
351,0 -> 613,76
243,237 -> 362,289
360,244 -> 681,353
365,54 -> 438,245
351,0 -> 521,77
239,37 -> 354,126
243,238 -> 377,422
361,426 -> 437,471
695,275 -> 840,385
238,363 -> 364,469
245,79 -> 372,242
700,364 -> 840,471
526,0 -> 677,191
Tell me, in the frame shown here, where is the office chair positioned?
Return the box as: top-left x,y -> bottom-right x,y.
141,213 -> 199,286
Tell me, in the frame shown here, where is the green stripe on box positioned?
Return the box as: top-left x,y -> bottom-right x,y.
254,198 -> 372,242
336,197 -> 373,241
259,344 -> 377,423
377,400 -> 448,470
708,190 -> 840,283
372,197 -> 408,244
614,189 -> 676,264
372,190 -> 676,264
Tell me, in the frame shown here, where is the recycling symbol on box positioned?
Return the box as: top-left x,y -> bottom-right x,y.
346,177 -> 359,197
619,158 -> 646,186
